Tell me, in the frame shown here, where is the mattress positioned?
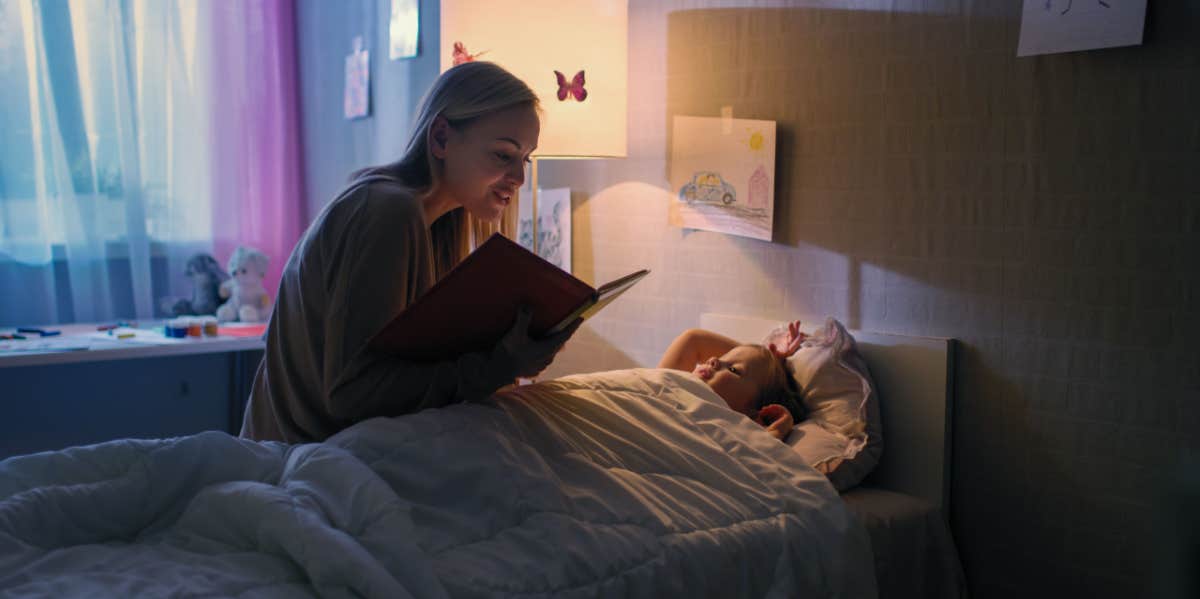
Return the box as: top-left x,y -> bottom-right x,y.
841,487 -> 967,599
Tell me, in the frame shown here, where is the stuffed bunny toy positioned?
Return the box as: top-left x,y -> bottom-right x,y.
216,246 -> 272,323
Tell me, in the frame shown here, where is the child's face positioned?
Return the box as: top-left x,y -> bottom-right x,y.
692,345 -> 772,417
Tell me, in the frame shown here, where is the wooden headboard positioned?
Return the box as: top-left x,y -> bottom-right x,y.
699,313 -> 957,511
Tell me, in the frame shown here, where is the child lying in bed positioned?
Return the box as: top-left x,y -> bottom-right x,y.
658,321 -> 806,441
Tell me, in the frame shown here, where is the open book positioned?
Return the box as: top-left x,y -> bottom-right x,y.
369,233 -> 649,361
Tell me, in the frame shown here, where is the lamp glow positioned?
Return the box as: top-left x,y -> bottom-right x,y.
439,0 -> 628,159
440,0 -> 627,255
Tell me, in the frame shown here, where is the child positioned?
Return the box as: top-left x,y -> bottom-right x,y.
658,321 -> 806,441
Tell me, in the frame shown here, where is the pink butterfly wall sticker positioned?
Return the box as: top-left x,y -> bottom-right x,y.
554,70 -> 587,102
452,41 -> 487,65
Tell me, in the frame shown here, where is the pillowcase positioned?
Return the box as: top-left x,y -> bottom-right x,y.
777,318 -> 882,492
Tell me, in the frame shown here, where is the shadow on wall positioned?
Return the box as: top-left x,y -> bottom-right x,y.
665,6 -> 1022,327
542,320 -> 641,380
656,5 -> 1195,598
542,187 -> 648,379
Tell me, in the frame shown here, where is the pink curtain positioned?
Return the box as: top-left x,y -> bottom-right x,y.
204,0 -> 304,295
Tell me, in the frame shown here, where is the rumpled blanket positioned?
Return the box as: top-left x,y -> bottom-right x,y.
0,368 -> 875,598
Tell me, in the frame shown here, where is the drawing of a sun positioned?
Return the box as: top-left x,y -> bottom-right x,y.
748,131 -> 764,151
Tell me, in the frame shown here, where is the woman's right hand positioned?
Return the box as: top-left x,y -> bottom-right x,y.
493,307 -> 582,379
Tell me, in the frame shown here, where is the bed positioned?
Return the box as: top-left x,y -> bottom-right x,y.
700,313 -> 967,599
0,367 -> 875,598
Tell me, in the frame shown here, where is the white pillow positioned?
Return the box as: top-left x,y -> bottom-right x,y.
782,318 -> 882,492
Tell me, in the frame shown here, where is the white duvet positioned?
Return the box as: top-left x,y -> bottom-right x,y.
0,369 -> 875,598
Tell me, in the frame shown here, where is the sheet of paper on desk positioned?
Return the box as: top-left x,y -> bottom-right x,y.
0,327 -> 170,354
0,337 -> 91,353
86,328 -> 184,344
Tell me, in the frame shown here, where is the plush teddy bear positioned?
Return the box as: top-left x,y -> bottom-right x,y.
160,253 -> 229,317
216,246 -> 272,323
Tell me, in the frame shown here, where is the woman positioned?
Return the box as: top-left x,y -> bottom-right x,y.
241,62 -> 579,443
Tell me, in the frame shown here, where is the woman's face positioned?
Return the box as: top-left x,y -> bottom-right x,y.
692,345 -> 772,417
434,103 -> 540,222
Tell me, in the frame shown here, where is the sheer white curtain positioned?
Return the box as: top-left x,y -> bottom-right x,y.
0,0 -> 211,325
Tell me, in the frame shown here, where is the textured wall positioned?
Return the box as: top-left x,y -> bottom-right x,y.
295,0 -> 441,220
535,1 -> 1200,597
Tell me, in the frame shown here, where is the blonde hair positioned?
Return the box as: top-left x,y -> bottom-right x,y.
748,345 -> 805,422
351,61 -> 538,278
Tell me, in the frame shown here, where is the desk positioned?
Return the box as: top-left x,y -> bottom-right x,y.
0,324 -> 265,459
0,323 -> 265,369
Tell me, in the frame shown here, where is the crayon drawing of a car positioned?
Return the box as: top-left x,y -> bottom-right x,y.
678,171 -> 736,206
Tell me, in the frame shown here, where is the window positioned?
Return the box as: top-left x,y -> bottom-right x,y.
0,0 -> 301,326
0,0 -> 212,264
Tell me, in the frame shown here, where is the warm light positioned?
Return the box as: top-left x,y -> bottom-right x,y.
440,0 -> 628,159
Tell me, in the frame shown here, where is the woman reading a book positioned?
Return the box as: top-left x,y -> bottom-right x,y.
240,62 -> 580,443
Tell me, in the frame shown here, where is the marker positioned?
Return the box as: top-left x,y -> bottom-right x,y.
17,327 -> 60,337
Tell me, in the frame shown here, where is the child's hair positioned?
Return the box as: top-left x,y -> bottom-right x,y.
349,61 -> 539,278
748,345 -> 805,422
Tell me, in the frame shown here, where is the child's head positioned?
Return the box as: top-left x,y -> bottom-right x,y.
692,344 -> 804,422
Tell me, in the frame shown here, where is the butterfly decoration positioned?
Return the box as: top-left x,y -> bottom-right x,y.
554,70 -> 587,102
452,41 -> 487,65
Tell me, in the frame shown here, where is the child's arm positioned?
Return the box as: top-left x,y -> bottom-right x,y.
658,328 -> 741,371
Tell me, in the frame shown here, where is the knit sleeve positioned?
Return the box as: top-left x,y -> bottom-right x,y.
318,184 -> 507,425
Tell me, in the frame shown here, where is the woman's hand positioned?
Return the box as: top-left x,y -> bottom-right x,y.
494,307 -> 581,379
767,320 -> 806,360
756,403 -> 794,441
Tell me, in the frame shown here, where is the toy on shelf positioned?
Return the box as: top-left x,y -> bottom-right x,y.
159,254 -> 229,317
216,246 -> 272,323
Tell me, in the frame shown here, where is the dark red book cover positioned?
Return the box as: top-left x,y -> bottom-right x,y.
369,233 -> 603,362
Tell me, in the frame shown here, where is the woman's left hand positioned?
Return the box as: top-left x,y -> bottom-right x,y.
756,403 -> 794,441
767,320 -> 806,360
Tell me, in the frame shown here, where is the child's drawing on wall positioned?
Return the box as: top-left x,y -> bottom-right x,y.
669,115 -> 776,242
1017,0 -> 1146,56
748,165 -> 769,210
517,187 -> 572,274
